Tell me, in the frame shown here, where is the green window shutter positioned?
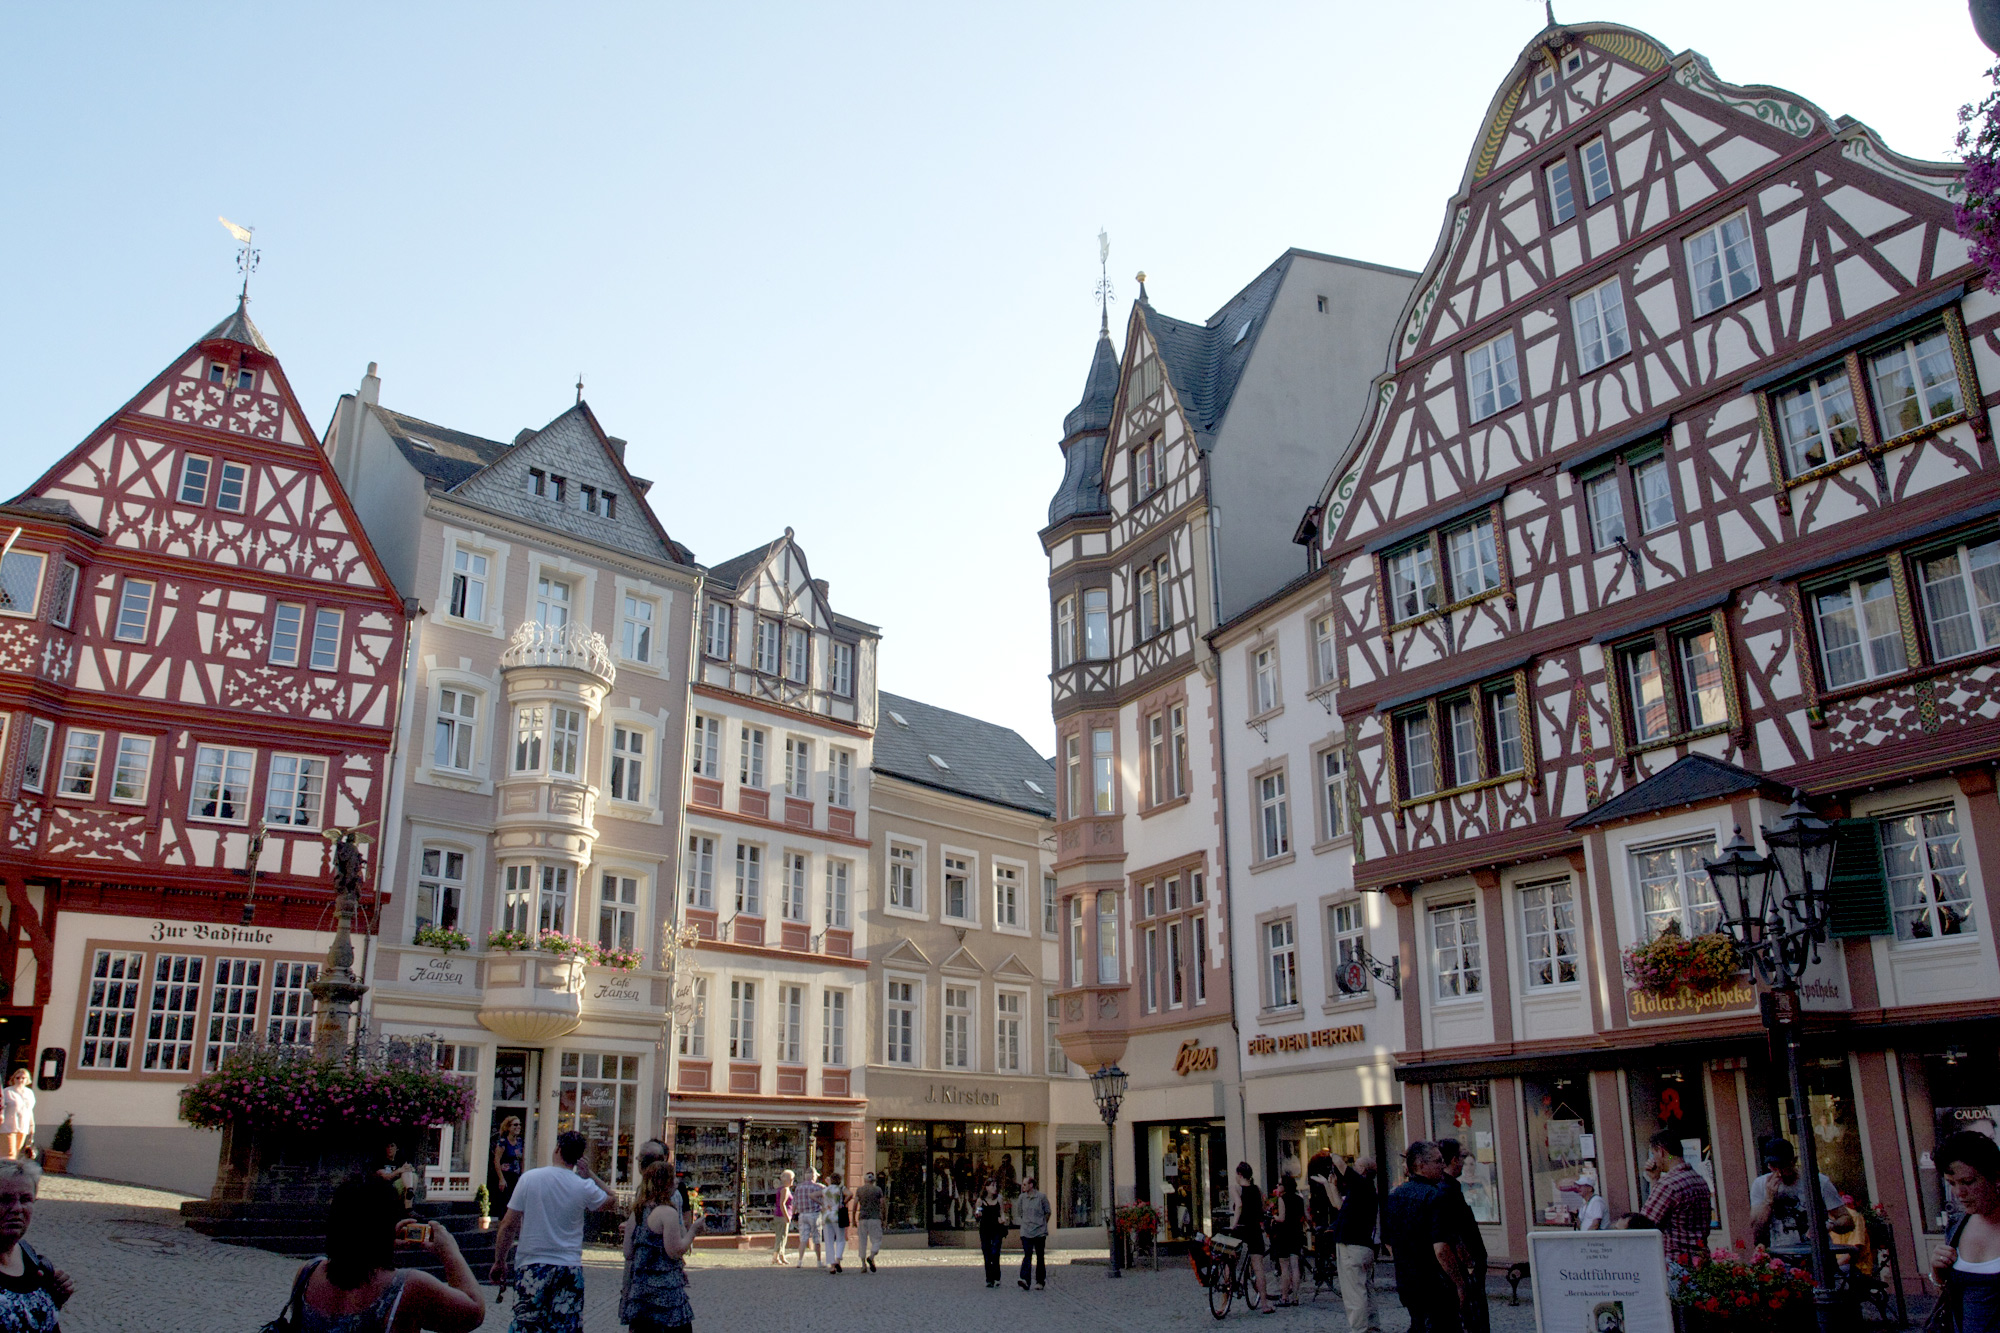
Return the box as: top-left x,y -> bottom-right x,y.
1827,817 -> 1892,938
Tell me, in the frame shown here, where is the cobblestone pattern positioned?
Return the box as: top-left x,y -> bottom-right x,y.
35,1175 -> 1554,1333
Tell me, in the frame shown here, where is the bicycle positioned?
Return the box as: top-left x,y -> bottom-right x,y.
1197,1233 -> 1270,1318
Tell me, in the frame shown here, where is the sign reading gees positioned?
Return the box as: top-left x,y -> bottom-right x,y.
1174,1040 -> 1220,1076
1249,1024 -> 1365,1057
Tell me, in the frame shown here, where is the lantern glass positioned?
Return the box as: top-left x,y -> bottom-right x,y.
1763,792 -> 1837,925
1090,1063 -> 1128,1112
1704,826 -> 1774,948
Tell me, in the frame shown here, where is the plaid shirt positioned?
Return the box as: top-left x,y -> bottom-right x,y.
1641,1163 -> 1712,1266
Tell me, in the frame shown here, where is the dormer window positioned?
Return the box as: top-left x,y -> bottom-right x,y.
236,368 -> 255,390
603,492 -> 617,518
582,485 -> 599,514
550,475 -> 567,503
208,363 -> 226,385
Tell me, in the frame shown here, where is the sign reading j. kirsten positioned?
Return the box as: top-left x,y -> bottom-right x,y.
926,1083 -> 1001,1106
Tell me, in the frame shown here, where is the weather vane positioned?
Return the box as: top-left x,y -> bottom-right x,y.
1095,228 -> 1114,332
219,216 -> 259,301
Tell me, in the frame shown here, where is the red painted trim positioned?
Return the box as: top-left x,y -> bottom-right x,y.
685,804 -> 870,850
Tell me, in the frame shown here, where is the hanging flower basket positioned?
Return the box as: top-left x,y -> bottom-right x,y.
1116,1201 -> 1162,1235
413,925 -> 470,954
591,944 -> 643,972
1673,1248 -> 1813,1332
1958,63 -> 2000,294
179,1047 -> 477,1135
1622,929 -> 1741,996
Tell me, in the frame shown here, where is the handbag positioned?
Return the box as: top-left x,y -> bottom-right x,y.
258,1259 -> 320,1333
1927,1215 -> 1971,1333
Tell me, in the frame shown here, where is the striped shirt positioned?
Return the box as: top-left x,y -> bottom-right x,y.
1641,1163 -> 1712,1266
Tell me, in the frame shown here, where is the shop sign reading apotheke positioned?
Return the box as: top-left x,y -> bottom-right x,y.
1249,1024 -> 1365,1057
1624,981 -> 1755,1020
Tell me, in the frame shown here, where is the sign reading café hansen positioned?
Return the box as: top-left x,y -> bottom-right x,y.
1528,1231 -> 1671,1333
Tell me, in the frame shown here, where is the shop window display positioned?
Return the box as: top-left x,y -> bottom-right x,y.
1056,1139 -> 1103,1228
675,1120 -> 743,1234
1773,1056 -> 1865,1216
557,1052 -> 639,1191
1427,1083 -> 1499,1223
1523,1074 -> 1595,1227
1141,1122 -> 1230,1240
1626,1063 -> 1718,1227
1903,1047 -> 2000,1231
872,1120 -> 1037,1235
741,1124 -> 807,1232
1267,1113 -> 1361,1185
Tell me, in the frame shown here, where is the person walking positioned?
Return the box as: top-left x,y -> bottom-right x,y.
1383,1141 -> 1461,1333
1637,1130 -> 1712,1270
976,1178 -> 1008,1288
853,1171 -> 885,1273
286,1172 -> 482,1333
1231,1162 -> 1273,1313
1934,1130 -> 2000,1333
491,1116 -> 525,1207
794,1168 -> 825,1269
0,1160 -> 71,1331
1015,1174 -> 1050,1290
1436,1140 -> 1488,1333
773,1169 -> 797,1265
623,1159 -> 702,1333
1270,1173 -> 1306,1306
1330,1155 -> 1381,1333
488,1130 -> 620,1333
824,1175 -> 849,1274
0,1073 -> 33,1162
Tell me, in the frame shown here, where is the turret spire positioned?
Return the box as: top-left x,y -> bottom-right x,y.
1095,229 -> 1114,335
219,216 -> 259,303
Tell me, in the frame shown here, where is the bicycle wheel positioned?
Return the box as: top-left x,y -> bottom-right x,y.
1209,1266 -> 1235,1320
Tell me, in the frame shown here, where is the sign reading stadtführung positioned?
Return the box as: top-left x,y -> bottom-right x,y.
1528,1230 -> 1671,1333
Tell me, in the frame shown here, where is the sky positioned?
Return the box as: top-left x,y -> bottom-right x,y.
1,2 -> 1988,755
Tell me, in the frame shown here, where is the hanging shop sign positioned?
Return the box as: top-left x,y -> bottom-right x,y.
1174,1040 -> 1220,1076
1248,1024 -> 1365,1057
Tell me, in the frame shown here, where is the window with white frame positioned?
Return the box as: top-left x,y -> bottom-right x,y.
1634,456 -> 1675,533
1624,644 -> 1671,744
1067,897 -> 1085,986
944,854 -> 972,922
415,846 -> 466,935
1134,435 -> 1161,500
735,844 -> 763,915
1398,712 -> 1436,798
110,735 -> 153,803
191,744 -> 254,821
1387,542 -> 1438,621
995,992 -> 1022,1072
1546,158 -> 1577,224
825,858 -> 850,928
784,625 -> 809,683
1055,596 -> 1076,668
679,976 -> 708,1057
1064,734 -> 1082,819
215,461 -> 249,513
1148,713 -> 1169,806
729,980 -> 757,1060
1632,838 -> 1719,941
784,737 -> 811,798
204,956 -> 262,1071
264,754 -> 325,827
781,851 -> 808,923
1446,516 -> 1502,601
1871,325 -> 1964,439
1678,628 -> 1729,730
1580,136 -> 1613,204
1813,574 -> 1907,689
599,872 -> 639,952
450,547 -> 488,621
755,619 -> 781,674
1573,277 -> 1630,371
684,835 -> 715,908
433,687 -> 479,772
1775,368 -> 1860,476
1169,705 -> 1188,798
1166,918 -> 1185,1008
1881,805 -> 1973,940
115,578 -> 154,642
178,455 -> 212,505
1313,614 -> 1336,686
267,961 -> 319,1044
740,726 -> 766,787
1253,646 -> 1278,714
1686,211 -> 1758,316
1328,901 -> 1365,991
1429,899 -> 1483,999
621,594 -> 654,663
1043,874 -> 1058,936
1445,697 -> 1480,788
779,984 -> 804,1063
885,979 -> 916,1064
1152,555 -> 1172,631
0,550 -> 41,619
888,843 -> 919,912
57,729 -> 100,797
608,725 -> 646,802
142,953 -> 205,1071
994,864 -> 1020,929
19,719 -> 52,794
830,641 -> 855,696
500,862 -> 572,934
1096,890 -> 1120,985
1491,683 -> 1524,775
1256,770 -> 1290,860
827,747 -> 852,807
1319,747 -> 1347,841
1137,565 -> 1158,641
270,603 -> 304,666
1265,917 -> 1299,1009
1918,538 -> 2000,662
943,986 -> 972,1068
1047,995 -> 1068,1075
1193,915 -> 1208,1003
1519,878 -> 1578,988
1586,472 -> 1627,550
689,715 -> 721,779
704,603 -> 732,659
1091,729 -> 1115,814
513,706 -> 545,773
48,560 -> 77,629
822,989 -> 848,1065
1083,588 -> 1110,659
549,706 -> 583,778
535,576 -> 571,629
80,949 -> 145,1069
1466,331 -> 1522,422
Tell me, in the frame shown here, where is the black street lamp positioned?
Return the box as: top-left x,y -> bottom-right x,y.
1705,793 -> 1843,1333
1090,1063 -> 1128,1279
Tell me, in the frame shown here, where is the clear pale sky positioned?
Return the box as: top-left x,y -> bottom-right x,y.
2,2 -> 1987,754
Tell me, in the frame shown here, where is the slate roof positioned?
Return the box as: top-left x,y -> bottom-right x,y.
0,496 -> 96,532
1568,753 -> 1788,830
1064,327 -> 1121,439
201,299 -> 273,354
874,691 -> 1056,817
1047,434 -> 1109,527
1141,252 -> 1294,453
704,540 -> 777,592
373,406 -> 511,491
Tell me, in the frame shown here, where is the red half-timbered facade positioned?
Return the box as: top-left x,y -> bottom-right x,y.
0,304 -> 408,1191
1309,22 -> 1997,1274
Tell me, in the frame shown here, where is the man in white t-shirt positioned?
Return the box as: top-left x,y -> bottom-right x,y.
490,1129 -> 619,1333
1750,1137 -> 1853,1251
1576,1179 -> 1608,1231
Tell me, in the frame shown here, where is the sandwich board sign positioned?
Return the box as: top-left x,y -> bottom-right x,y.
1528,1229 -> 1671,1333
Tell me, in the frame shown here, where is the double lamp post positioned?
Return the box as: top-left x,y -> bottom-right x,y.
1701,793 -> 1843,1333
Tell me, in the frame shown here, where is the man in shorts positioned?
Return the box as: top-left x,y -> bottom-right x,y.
490,1129 -> 621,1333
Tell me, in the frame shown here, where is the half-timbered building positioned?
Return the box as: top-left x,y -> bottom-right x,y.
1308,20 -> 1995,1274
327,368 -> 698,1203
0,305 -> 409,1192
1044,253 -> 1414,1237
672,532 -> 877,1239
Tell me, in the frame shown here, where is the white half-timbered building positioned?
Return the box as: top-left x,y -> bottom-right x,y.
1308,20 -> 1998,1275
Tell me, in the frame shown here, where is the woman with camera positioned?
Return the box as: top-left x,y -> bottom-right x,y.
281,1173 -> 485,1333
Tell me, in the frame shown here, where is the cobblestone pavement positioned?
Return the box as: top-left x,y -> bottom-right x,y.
33,1175 -> 1549,1333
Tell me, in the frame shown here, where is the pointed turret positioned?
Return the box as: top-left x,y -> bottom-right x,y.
1048,322 -> 1120,527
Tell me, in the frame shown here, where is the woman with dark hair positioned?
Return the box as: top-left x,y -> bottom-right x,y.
1269,1172 -> 1306,1306
1933,1130 -> 2000,1333
975,1178 -> 1007,1288
285,1173 -> 484,1332
1232,1162 -> 1273,1313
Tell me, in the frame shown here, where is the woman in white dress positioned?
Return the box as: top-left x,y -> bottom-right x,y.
0,1071 -> 33,1161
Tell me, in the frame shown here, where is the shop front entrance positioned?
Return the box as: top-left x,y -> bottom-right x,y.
874,1120 -> 1038,1243
1134,1118 -> 1227,1242
487,1048 -> 540,1208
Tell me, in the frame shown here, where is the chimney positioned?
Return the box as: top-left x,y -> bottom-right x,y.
512,429 -> 537,447
606,436 -> 628,461
359,362 -> 380,407
812,579 -> 830,601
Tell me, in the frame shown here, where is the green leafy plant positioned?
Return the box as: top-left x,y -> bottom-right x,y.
179,1048 -> 476,1134
475,1183 -> 492,1218
49,1116 -> 73,1154
414,925 -> 470,954
1622,927 -> 1741,996
485,929 -> 534,952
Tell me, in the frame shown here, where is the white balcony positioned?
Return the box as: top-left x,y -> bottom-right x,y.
477,951 -> 585,1042
499,621 -> 616,688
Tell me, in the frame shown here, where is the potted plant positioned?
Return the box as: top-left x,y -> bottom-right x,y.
414,924 -> 471,954
42,1117 -> 72,1175
1622,927 -> 1741,996
475,1184 -> 493,1230
592,943 -> 643,972
484,929 -> 534,953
